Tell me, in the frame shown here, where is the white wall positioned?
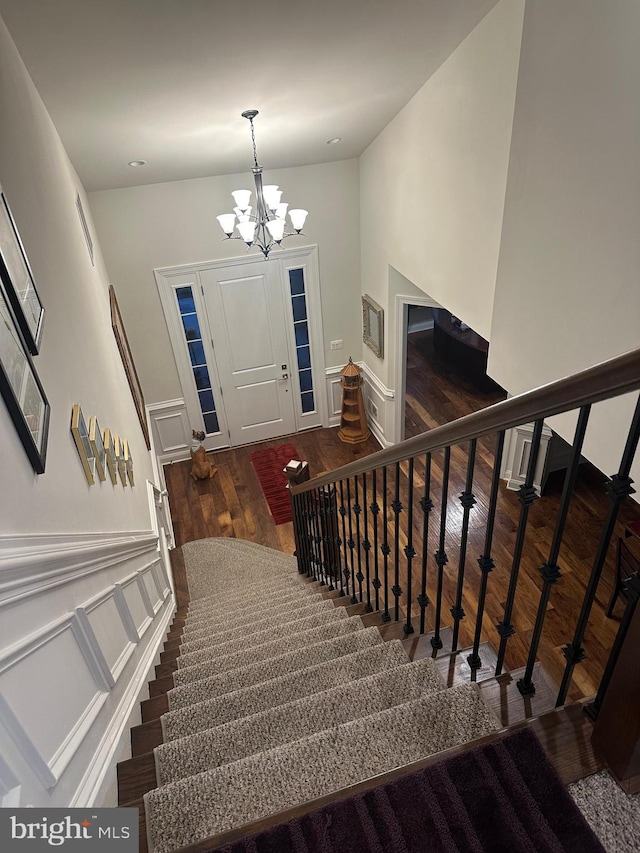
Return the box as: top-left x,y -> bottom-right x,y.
0,19 -> 156,536
0,15 -> 171,810
488,0 -> 640,482
359,0 -> 525,388
89,160 -> 362,406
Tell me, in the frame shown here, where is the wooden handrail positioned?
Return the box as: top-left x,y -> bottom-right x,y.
291,347 -> 640,495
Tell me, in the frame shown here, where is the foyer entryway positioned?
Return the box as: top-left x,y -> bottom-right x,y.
155,247 -> 326,451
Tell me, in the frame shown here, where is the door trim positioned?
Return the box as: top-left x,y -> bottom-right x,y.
154,245 -> 327,447
393,292 -> 443,444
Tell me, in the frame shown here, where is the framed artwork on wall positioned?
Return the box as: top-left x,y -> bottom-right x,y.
71,403 -> 95,485
109,285 -> 150,449
0,186 -> 45,355
103,427 -> 118,485
114,434 -> 127,486
89,415 -> 107,482
362,294 -> 384,359
0,280 -> 49,473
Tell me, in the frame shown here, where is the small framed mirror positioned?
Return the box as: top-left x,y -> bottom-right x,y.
362,294 -> 384,359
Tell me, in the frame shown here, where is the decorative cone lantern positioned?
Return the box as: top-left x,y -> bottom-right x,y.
338,357 -> 371,444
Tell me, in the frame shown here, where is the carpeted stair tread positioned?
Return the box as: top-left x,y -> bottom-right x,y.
569,770 -> 640,853
185,579 -> 313,622
173,615 -> 365,686
168,626 -> 381,708
183,539 -> 297,600
145,684 -> 500,852
161,641 -> 410,740
182,594 -> 331,642
178,606 -> 350,664
215,728 -> 605,853
155,658 -> 445,785
186,570 -> 310,612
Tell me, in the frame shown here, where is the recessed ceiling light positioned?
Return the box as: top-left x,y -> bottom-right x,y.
326,137 -> 342,145
128,160 -> 147,167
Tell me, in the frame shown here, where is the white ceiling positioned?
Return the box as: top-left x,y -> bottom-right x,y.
0,0 -> 498,192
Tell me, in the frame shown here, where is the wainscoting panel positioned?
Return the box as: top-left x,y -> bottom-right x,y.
360,363 -> 395,448
0,530 -> 175,808
140,562 -> 163,615
78,587 -> 136,684
0,614 -> 108,787
147,399 -> 192,466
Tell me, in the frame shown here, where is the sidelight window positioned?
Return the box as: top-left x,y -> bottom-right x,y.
175,286 -> 219,434
289,268 -> 315,414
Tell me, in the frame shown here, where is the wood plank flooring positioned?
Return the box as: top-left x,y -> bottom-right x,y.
164,333 -> 640,704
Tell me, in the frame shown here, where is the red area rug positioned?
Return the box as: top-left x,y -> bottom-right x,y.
250,443 -> 300,525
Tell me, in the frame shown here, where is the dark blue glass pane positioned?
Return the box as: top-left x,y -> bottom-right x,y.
198,389 -> 216,413
297,345 -> 311,370
203,412 -> 219,434
192,365 -> 211,391
299,368 -> 313,392
181,313 -> 201,341
301,391 -> 315,413
289,268 -> 305,296
294,323 -> 309,347
188,340 -> 206,367
176,287 -> 195,314
291,295 -> 307,322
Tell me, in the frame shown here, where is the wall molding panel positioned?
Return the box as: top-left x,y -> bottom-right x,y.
0,528 -> 176,809
0,530 -> 158,608
147,398 -> 192,468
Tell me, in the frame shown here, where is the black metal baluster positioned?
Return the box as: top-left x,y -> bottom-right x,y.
381,466 -> 391,622
338,480 -> 350,597
333,483 -> 344,596
362,473 -> 373,612
304,491 -> 316,580
558,395 -> 640,707
468,430 -> 505,670
318,487 -> 330,586
404,457 -> 416,635
299,491 -> 312,577
346,478 -> 358,604
518,407 -> 591,695
291,493 -> 304,573
322,485 -> 337,591
495,418 -> 544,675
418,453 -> 433,635
371,469 -> 381,612
392,461 -> 403,622
312,488 -> 325,585
451,439 -> 477,652
432,446 -> 451,651
354,475 -> 364,603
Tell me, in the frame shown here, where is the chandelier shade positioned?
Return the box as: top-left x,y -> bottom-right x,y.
217,110 -> 309,258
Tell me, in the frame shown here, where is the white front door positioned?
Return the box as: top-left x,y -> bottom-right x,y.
200,261 -> 296,445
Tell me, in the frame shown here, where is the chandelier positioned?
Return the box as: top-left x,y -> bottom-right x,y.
216,110 -> 308,258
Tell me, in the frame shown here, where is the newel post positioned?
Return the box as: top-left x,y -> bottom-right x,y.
590,573 -> 640,791
285,460 -> 310,574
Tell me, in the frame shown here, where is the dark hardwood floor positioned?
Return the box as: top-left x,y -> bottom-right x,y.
164,335 -> 640,703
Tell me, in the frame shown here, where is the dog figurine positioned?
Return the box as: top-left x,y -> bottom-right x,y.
190,430 -> 217,481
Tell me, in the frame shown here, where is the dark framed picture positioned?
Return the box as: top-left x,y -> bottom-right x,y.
109,285 -> 150,449
0,187 -> 45,355
0,280 -> 49,473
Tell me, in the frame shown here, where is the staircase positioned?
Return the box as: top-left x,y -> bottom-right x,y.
119,347 -> 640,851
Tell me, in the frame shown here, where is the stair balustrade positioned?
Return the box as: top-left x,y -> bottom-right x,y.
290,346 -> 640,715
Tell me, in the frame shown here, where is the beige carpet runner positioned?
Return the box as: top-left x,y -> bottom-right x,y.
144,538 -> 500,853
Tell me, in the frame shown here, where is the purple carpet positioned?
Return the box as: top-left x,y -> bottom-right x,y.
216,728 -> 604,852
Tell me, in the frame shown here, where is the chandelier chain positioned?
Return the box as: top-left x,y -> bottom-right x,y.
249,117 -> 259,169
